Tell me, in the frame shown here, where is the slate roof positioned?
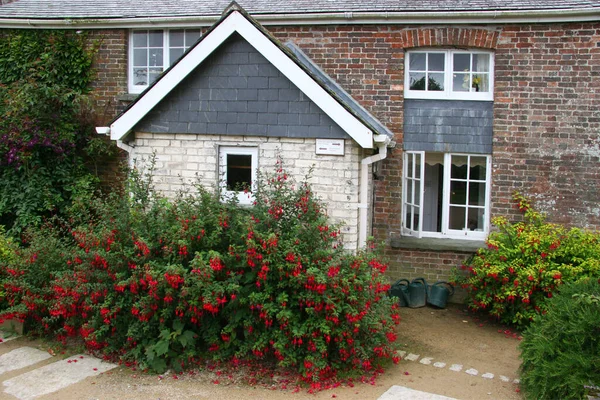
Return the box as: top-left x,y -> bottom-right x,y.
1,0 -> 600,19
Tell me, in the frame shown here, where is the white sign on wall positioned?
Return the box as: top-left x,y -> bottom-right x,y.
315,139 -> 345,156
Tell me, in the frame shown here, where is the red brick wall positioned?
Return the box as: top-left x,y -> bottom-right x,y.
88,29 -> 128,124
89,22 -> 600,283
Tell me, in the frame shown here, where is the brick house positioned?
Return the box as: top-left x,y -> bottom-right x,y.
1,0 -> 599,284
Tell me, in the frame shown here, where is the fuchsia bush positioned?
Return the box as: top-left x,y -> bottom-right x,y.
0,160 -> 400,387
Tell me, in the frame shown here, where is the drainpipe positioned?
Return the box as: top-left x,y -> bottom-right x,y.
358,134 -> 391,249
96,127 -> 135,168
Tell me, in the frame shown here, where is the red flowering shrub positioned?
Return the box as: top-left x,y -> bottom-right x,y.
0,160 -> 400,384
453,193 -> 600,327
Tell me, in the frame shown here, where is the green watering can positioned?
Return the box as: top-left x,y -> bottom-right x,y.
389,279 -> 410,307
408,278 -> 428,308
427,281 -> 455,309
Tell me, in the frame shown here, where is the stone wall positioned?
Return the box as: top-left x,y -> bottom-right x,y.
132,134 -> 364,249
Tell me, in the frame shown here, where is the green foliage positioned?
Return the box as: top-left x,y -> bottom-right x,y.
519,279 -> 600,400
453,193 -> 600,327
0,30 -> 114,235
1,160 -> 400,387
0,30 -> 95,90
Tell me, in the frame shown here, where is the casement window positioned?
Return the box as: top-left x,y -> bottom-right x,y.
218,146 -> 258,205
402,152 -> 491,240
405,50 -> 494,101
129,29 -> 201,93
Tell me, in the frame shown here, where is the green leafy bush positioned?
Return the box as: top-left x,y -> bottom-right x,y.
0,30 -> 115,235
519,278 -> 600,399
453,193 -> 600,327
1,160 -> 400,388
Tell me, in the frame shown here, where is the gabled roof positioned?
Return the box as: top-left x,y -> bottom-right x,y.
1,0 -> 599,27
103,3 -> 390,148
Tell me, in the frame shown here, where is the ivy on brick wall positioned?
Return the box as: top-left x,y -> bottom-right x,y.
0,30 -> 115,235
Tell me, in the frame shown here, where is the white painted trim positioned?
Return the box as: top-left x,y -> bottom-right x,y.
219,145 -> 258,205
2,7 -> 600,29
111,10 -> 373,148
405,50 -> 495,102
403,152 -> 491,241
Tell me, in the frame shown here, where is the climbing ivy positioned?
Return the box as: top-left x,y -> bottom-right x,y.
0,30 -> 115,235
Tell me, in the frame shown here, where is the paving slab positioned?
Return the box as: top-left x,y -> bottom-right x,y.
0,347 -> 53,375
378,385 -> 457,400
465,368 -> 479,376
482,373 -> 494,379
0,331 -> 20,343
405,353 -> 420,361
433,362 -> 446,368
500,375 -> 511,382
3,354 -> 117,400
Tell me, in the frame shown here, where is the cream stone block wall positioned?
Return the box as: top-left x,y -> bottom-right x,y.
132,133 -> 367,250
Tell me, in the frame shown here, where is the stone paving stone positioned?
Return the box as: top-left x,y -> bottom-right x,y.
0,347 -> 53,375
500,375 -> 511,382
395,350 -> 407,358
513,378 -> 521,384
0,331 -> 20,343
405,353 -> 420,361
419,357 -> 433,365
433,362 -> 447,368
3,354 -> 117,400
449,364 -> 463,372
482,373 -> 494,379
465,368 -> 478,376
378,385 -> 458,400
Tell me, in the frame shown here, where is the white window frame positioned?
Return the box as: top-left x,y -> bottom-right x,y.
128,29 -> 201,94
218,146 -> 258,206
402,151 -> 492,240
404,49 -> 494,101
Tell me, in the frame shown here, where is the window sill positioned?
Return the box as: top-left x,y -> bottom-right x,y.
117,93 -> 139,102
389,236 -> 485,252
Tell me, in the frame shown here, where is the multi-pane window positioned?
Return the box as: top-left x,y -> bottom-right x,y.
219,146 -> 258,205
402,152 -> 491,239
405,50 -> 493,100
129,29 -> 201,93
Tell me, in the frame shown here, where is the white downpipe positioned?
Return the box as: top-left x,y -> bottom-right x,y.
116,140 -> 136,169
358,134 -> 390,249
96,126 -> 136,168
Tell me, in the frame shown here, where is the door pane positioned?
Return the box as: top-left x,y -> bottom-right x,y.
450,180 -> 467,205
449,206 -> 466,230
469,157 -> 487,180
407,179 -> 413,204
451,156 -> 468,179
467,208 -> 485,231
468,182 -> 486,206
